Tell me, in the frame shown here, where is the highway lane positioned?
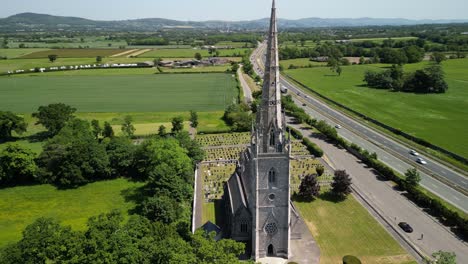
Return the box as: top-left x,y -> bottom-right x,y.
251,41 -> 468,212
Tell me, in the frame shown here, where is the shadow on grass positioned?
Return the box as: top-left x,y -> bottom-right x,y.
121,184 -> 151,215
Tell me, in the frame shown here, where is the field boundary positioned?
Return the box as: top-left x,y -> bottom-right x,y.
282,73 -> 468,166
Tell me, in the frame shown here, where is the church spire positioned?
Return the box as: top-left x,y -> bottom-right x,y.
257,0 -> 283,153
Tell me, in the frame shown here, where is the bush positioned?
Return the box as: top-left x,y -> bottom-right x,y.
343,255 -> 362,264
303,138 -> 324,157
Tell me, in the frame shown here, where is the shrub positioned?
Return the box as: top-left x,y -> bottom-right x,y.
343,255 -> 362,264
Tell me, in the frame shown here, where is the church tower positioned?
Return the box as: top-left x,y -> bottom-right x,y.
251,0 -> 291,259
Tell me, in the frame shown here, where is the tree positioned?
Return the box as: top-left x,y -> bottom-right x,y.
121,115 -> 135,137
327,58 -> 341,75
403,45 -> 424,63
32,103 -> 76,136
194,52 -> 202,60
405,167 -> 421,187
158,125 -> 167,137
171,116 -> 184,133
336,66 -> 343,76
36,119 -> 110,187
48,54 -> 58,62
431,251 -> 456,264
316,165 -> 325,176
105,137 -> 135,177
153,57 -> 162,66
102,121 -> 114,138
223,103 -> 253,132
189,110 -> 199,129
0,111 -> 27,140
141,195 -> 181,224
359,56 -> 366,65
91,119 -> 102,139
403,65 -> 448,93
331,170 -> 352,198
298,174 -> 320,201
431,52 -> 446,64
0,144 -> 37,185
96,56 -> 102,63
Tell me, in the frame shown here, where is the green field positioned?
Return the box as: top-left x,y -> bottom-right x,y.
7,37 -> 127,49
0,73 -> 238,113
0,48 -> 51,58
138,48 -> 251,58
280,58 -> 326,68
296,196 -> 414,264
285,59 -> 468,157
20,48 -> 122,59
0,178 -> 144,248
348,37 -> 418,43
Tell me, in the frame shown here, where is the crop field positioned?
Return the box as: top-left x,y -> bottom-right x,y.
285,59 -> 468,157
296,197 -> 415,264
0,178 -> 144,248
20,48 -> 123,59
7,37 -> 127,49
163,65 -> 231,73
215,41 -> 255,48
0,48 -> 51,59
138,48 -> 252,58
348,36 -> 418,43
0,73 -> 238,113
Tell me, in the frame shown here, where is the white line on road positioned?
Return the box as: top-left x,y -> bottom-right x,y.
453,196 -> 461,201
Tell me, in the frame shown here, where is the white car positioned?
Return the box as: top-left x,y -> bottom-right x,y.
416,158 -> 427,165
409,150 -> 419,156
335,125 -> 342,129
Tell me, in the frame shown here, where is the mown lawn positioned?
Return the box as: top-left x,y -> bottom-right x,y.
285,59 -> 468,158
295,194 -> 414,264
0,73 -> 238,113
0,178 -> 144,248
202,203 -> 216,225
0,48 -> 51,59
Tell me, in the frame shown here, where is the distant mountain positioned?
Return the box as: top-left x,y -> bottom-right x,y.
0,13 -> 467,32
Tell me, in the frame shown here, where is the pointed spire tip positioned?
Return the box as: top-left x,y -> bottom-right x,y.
272,0 -> 276,9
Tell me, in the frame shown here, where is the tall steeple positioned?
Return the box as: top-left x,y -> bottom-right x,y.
257,0 -> 283,153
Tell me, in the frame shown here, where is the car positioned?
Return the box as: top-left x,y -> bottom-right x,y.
398,222 -> 413,233
416,158 -> 427,165
302,103 -> 307,106
335,125 -> 342,129
409,150 -> 419,156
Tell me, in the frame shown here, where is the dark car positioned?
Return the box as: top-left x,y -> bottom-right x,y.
398,222 -> 413,233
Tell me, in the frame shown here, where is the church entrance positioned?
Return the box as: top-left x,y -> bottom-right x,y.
267,244 -> 275,256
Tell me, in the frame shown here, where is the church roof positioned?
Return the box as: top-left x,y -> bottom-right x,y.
226,172 -> 248,215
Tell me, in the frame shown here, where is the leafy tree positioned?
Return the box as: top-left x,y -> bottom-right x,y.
189,110 -> 199,129
327,58 -> 341,75
336,66 -> 342,76
403,45 -> 424,63
96,55 -> 102,63
174,131 -> 205,165
194,52 -> 202,60
0,111 -> 27,140
191,230 -> 245,264
91,119 -> 102,139
431,52 -> 447,64
405,167 -> 421,187
48,54 -> 58,62
153,57 -> 162,66
32,103 -> 76,136
36,119 -> 110,187
105,137 -> 135,177
331,170 -> 352,198
121,115 -> 135,137
158,125 -> 167,137
316,165 -> 325,176
102,121 -> 114,138
403,65 -> 448,93
431,251 -> 456,264
298,174 -> 320,201
0,144 -> 37,185
141,195 -> 181,224
231,62 -> 240,73
223,103 -> 253,132
171,116 -> 184,133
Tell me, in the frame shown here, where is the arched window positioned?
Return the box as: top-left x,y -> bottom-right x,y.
240,223 -> 248,233
269,129 -> 275,146
268,169 -> 276,184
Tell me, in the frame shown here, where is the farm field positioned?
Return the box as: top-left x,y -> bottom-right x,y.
295,196 -> 415,264
285,59 -> 468,158
348,36 -> 418,43
215,41 -> 255,48
7,38 -> 127,49
0,73 -> 238,113
280,58 -> 326,68
0,178 -> 144,248
20,48 -> 123,59
0,57 -> 154,72
0,48 -> 51,58
138,48 -> 251,58
162,65 -> 231,73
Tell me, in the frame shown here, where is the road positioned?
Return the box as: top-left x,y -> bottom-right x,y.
251,41 -> 468,212
287,120 -> 468,262
237,65 -> 253,104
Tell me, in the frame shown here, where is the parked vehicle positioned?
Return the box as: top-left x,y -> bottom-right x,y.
398,222 -> 414,233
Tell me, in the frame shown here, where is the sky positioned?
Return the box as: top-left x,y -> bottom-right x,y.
1,0 -> 467,21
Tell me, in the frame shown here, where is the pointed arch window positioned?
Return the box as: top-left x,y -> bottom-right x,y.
269,129 -> 275,146
268,169 -> 276,184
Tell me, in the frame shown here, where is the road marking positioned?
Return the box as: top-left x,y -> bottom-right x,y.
453,196 -> 461,201
441,171 -> 447,175
461,180 -> 467,185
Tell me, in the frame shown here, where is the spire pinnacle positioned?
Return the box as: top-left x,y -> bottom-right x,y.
272,0 -> 276,9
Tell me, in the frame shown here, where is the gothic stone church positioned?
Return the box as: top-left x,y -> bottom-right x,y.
223,0 -> 302,260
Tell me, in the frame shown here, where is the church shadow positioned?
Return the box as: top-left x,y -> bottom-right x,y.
212,199 -> 226,228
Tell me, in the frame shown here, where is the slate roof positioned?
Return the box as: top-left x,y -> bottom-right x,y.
226,172 -> 248,215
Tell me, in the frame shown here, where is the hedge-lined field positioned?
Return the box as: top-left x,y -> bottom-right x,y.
0,73 -> 238,113
285,59 -> 468,158
20,48 -> 123,59
138,48 -> 251,58
0,179 -> 143,248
